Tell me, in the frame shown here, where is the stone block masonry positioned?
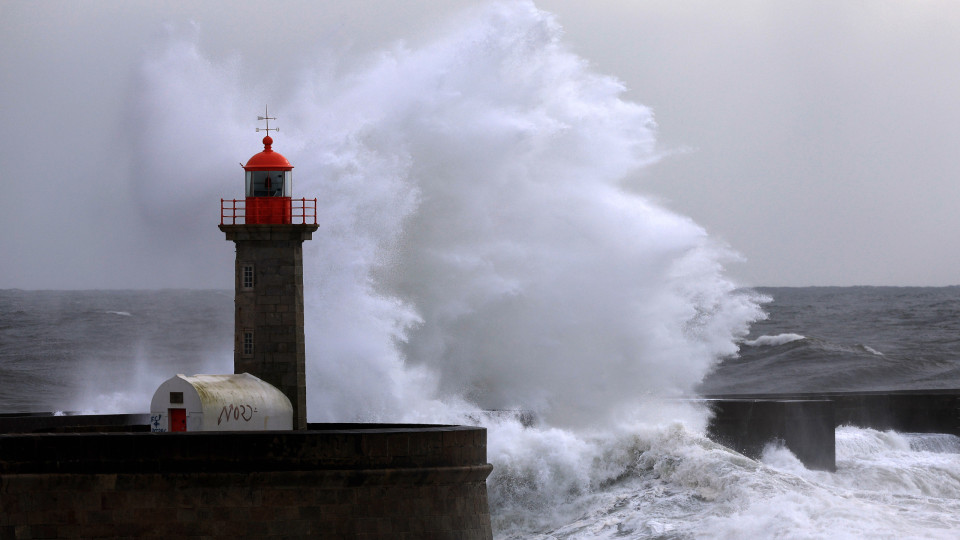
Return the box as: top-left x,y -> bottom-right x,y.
0,424 -> 493,539
221,224 -> 318,430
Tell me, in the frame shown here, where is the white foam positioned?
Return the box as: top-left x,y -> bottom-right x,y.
743,333 -> 805,347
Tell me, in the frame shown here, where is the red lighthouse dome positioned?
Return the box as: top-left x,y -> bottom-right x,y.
244,135 -> 293,171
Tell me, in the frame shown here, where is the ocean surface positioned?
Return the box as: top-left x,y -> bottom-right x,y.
2,286 -> 959,538
702,286 -> 960,394
0,289 -> 234,414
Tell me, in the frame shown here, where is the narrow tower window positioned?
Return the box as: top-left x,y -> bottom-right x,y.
242,264 -> 255,290
243,330 -> 254,356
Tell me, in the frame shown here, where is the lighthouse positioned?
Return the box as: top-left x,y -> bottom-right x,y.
219,108 -> 318,430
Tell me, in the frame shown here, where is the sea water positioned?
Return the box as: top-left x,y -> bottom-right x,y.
4,1 -> 960,537
2,288 -> 960,537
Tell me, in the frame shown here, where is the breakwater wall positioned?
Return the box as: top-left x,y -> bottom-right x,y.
0,420 -> 493,539
705,390 -> 960,472
706,398 -> 835,471
0,412 -> 151,433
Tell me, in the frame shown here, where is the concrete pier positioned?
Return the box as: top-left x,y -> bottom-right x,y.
706,389 -> 960,471
0,420 -> 493,539
706,399 -> 836,471
0,412 -> 151,433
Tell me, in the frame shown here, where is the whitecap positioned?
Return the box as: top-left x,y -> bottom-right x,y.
743,333 -> 805,347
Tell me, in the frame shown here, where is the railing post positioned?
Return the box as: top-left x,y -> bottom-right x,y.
292,197 -> 315,225
221,199 -> 246,225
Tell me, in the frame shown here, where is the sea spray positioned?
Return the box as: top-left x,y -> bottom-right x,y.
127,1 -> 767,535
293,2 -> 763,427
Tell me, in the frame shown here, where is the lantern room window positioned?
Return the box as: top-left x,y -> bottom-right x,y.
246,170 -> 292,197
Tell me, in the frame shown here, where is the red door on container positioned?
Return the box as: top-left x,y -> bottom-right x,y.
169,409 -> 187,432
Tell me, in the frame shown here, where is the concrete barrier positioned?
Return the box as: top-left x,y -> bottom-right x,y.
706,389 -> 960,472
0,412 -> 151,433
707,390 -> 960,435
706,399 -> 836,471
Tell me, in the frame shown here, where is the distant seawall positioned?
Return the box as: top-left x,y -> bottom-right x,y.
706,390 -> 960,471
0,420 -> 493,539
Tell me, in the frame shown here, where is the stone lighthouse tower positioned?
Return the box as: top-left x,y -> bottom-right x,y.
219,109 -> 318,430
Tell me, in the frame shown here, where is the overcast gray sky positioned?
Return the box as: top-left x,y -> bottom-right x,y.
3,0 -> 960,288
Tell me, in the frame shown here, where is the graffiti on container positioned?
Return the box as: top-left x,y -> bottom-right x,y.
218,404 -> 258,425
150,414 -> 166,433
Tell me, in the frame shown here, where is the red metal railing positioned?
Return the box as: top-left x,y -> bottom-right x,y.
220,198 -> 317,225
220,199 -> 245,225
292,197 -> 318,225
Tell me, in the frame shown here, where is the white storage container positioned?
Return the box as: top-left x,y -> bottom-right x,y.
150,373 -> 292,432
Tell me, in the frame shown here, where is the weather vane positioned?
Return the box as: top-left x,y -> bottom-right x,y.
256,105 -> 278,135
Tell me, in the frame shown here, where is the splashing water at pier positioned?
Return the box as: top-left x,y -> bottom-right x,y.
119,3 -> 960,538
130,2 -> 761,427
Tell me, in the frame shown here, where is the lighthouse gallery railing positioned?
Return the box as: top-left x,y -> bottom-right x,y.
220,198 -> 317,225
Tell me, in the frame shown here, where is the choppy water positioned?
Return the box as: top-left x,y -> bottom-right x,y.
701,287 -> 960,394
3,288 -> 960,538
0,289 -> 232,413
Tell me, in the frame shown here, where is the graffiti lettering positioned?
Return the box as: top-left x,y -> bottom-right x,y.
217,404 -> 257,425
150,414 -> 166,433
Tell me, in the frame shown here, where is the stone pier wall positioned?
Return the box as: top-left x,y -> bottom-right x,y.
0,424 -> 493,539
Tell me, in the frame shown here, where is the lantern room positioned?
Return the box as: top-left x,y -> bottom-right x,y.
220,107 -> 317,227
244,134 -> 293,224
